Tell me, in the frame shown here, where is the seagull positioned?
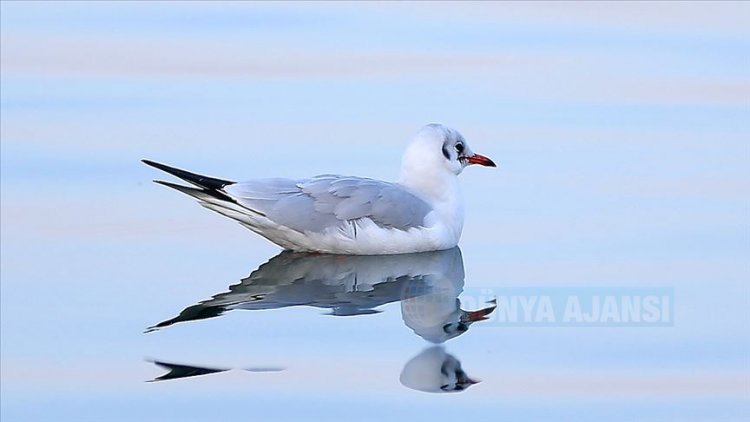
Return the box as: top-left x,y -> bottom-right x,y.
143,124 -> 496,254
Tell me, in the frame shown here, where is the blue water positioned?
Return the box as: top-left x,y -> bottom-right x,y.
1,3 -> 748,421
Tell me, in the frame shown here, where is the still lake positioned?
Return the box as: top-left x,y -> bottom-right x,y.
1,3 -> 748,421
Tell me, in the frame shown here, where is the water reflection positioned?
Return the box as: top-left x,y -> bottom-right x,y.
148,247 -> 495,392
147,360 -> 284,382
147,359 -> 229,382
400,347 -> 478,393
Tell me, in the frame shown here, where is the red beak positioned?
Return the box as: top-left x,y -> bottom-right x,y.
466,153 -> 496,167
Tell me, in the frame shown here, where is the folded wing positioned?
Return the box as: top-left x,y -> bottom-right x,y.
224,176 -> 432,233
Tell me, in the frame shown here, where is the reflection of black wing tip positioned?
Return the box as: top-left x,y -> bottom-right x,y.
146,305 -> 227,332
146,359 -> 229,382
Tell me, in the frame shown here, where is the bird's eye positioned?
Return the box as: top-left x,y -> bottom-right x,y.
455,143 -> 464,154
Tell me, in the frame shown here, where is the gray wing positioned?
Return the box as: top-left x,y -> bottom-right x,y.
145,248 -> 464,330
223,176 -> 432,232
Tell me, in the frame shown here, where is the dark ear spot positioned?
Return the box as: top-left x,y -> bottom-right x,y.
442,144 -> 451,160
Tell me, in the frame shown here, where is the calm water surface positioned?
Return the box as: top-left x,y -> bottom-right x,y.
1,3 -> 748,421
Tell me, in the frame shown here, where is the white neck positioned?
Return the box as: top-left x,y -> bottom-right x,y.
400,162 -> 464,239
400,164 -> 460,203
396,129 -> 466,240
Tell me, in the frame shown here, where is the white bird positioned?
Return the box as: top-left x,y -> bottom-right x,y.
143,124 -> 496,255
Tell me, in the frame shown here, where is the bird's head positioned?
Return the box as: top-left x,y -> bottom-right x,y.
401,124 -> 496,179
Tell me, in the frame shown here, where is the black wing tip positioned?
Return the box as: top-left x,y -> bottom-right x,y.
141,159 -> 183,176
152,179 -> 199,194
141,159 -> 189,177
153,179 -> 184,189
141,159 -> 235,190
141,159 -> 168,170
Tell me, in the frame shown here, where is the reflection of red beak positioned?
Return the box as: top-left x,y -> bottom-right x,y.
464,301 -> 498,322
466,153 -> 496,167
465,310 -> 490,322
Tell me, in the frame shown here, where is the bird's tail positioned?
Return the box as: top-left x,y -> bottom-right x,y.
142,159 -> 264,222
142,160 -> 234,190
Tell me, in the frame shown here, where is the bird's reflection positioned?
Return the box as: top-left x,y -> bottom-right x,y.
148,247 -> 494,342
147,359 -> 284,382
400,347 -> 478,393
147,359 -> 229,382
147,247 -> 494,392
